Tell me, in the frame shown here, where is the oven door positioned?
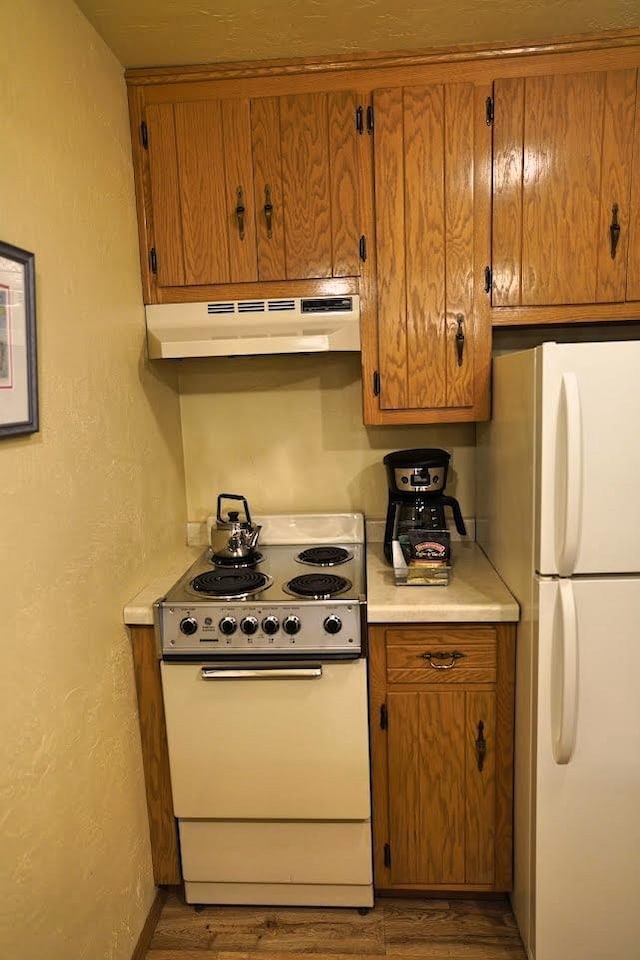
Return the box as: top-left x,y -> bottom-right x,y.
160,658 -> 370,820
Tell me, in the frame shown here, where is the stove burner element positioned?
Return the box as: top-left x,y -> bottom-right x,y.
210,550 -> 263,569
191,570 -> 271,599
296,546 -> 353,567
284,573 -> 352,599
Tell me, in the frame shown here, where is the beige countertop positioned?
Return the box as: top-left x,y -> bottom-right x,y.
123,547 -> 201,626
366,540 -> 519,623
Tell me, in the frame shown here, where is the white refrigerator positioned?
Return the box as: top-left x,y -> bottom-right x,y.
477,341 -> 640,960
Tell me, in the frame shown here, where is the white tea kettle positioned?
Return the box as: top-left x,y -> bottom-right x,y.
210,494 -> 262,560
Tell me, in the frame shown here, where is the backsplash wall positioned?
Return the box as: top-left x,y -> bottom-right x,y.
179,353 -> 476,520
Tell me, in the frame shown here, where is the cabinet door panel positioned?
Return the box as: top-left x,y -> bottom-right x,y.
492,78 -> 524,307
373,88 -> 408,409
522,72 -> 604,305
280,94 -> 332,279
465,691 -> 496,884
388,691 -> 465,884
494,69 -> 638,307
251,97 -> 286,281
595,70 -> 636,301
328,91 -> 362,278
146,103 -> 185,287
174,101 -> 229,285
374,84 -> 476,414
626,72 -> 640,301
221,99 -> 258,283
404,86 -> 446,409
444,84 -> 475,407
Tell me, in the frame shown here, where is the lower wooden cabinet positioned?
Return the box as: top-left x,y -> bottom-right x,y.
368,623 -> 516,892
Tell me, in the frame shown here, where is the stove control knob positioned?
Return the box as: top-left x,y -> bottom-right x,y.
241,616 -> 259,636
283,615 -> 301,636
219,616 -> 237,636
323,615 -> 343,635
262,615 -> 280,635
179,616 -> 198,636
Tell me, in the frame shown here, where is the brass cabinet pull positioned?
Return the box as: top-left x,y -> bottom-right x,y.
235,187 -> 246,240
455,313 -> 465,367
475,720 -> 487,772
263,184 -> 273,239
420,650 -> 465,670
610,203 -> 621,259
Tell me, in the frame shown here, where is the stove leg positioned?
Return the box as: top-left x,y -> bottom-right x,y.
357,907 -> 370,916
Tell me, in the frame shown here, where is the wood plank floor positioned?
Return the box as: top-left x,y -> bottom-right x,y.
147,892 -> 526,960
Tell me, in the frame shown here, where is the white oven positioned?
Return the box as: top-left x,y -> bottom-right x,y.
161,658 -> 372,906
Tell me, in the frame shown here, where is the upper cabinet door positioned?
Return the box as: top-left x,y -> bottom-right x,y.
144,90 -> 363,290
251,91 -> 363,281
373,83 -> 484,417
146,98 -> 258,287
492,69 -> 638,306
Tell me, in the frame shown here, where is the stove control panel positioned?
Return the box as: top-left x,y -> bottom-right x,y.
160,602 -> 362,656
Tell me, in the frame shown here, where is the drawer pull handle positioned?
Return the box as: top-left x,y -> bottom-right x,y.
420,650 -> 465,669
475,719 -> 487,772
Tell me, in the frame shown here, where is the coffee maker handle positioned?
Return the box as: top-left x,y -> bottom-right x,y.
440,496 -> 467,536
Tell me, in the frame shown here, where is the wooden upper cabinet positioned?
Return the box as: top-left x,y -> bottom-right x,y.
143,90 -> 363,291
371,83 -> 490,422
146,98 -> 258,287
492,68 -> 639,306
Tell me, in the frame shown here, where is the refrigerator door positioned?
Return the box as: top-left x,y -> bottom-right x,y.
535,576 -> 640,960
537,341 -> 640,576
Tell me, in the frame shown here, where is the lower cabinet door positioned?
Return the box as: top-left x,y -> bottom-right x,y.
387,690 -> 496,885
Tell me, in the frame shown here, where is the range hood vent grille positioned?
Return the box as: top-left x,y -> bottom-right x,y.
146,295 -> 360,359
207,302 -> 234,314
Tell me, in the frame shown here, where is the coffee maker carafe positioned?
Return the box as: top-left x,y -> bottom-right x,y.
383,448 -> 466,564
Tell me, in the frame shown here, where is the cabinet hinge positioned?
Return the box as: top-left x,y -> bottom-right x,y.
366,104 -> 374,134
359,235 -> 367,262
355,105 -> 364,134
140,121 -> 149,149
380,702 -> 388,729
384,843 -> 391,868
149,247 -> 158,275
485,96 -> 494,126
484,265 -> 492,294
373,370 -> 381,397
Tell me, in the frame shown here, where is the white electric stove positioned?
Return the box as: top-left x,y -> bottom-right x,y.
156,513 -> 373,908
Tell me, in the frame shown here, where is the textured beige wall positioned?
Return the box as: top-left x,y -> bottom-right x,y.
0,3 -> 186,959
179,354 -> 475,521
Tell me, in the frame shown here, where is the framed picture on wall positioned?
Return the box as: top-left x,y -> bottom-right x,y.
0,241 -> 38,437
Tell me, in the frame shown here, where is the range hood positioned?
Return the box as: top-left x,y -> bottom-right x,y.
145,295 -> 360,359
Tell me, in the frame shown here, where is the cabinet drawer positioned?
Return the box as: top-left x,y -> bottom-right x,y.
385,627 -> 496,684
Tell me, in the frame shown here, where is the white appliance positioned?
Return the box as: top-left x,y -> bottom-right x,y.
477,341 -> 640,960
145,295 -> 360,358
157,513 -> 373,907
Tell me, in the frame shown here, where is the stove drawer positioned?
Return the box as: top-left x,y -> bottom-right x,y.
161,659 -> 370,820
179,820 -> 373,885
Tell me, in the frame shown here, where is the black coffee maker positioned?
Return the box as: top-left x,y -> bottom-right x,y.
383,448 -> 467,563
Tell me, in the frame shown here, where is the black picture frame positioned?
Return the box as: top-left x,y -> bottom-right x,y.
0,241 -> 38,437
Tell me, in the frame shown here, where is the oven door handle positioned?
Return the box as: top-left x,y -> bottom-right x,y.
200,665 -> 323,680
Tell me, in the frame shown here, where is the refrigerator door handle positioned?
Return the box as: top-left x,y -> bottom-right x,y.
552,579 -> 579,765
556,372 -> 583,576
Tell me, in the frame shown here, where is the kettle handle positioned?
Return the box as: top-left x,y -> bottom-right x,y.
217,493 -> 252,525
